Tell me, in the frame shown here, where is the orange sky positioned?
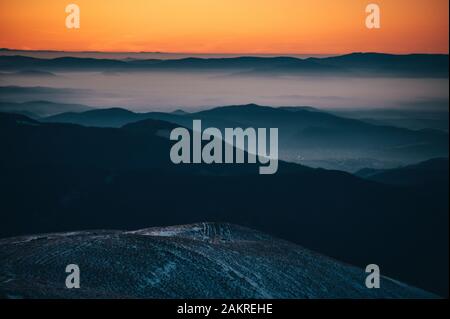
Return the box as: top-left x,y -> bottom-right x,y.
0,0 -> 448,54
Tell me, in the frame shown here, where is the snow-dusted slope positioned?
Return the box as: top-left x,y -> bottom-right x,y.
0,223 -> 436,299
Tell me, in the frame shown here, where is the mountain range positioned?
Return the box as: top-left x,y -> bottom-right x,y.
356,158 -> 449,186
1,49 -> 448,299
40,103 -> 449,171
0,111 -> 448,296
0,100 -> 94,118
0,53 -> 448,77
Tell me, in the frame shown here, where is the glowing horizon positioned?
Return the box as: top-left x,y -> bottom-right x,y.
0,0 -> 448,54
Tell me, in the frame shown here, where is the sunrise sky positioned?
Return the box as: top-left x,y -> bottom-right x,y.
0,0 -> 448,54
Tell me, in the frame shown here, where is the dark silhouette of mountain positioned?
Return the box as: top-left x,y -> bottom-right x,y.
194,104 -> 449,167
0,55 -> 128,71
0,112 -> 448,296
334,106 -> 449,128
0,112 -> 178,172
0,86 -> 90,106
356,158 -> 449,186
171,109 -> 189,115
121,118 -> 182,137
312,53 -> 449,78
1,53 -> 448,77
14,69 -> 56,77
360,117 -> 449,132
41,104 -> 449,171
0,69 -> 56,77
41,103 -> 345,132
278,106 -> 323,113
0,112 -> 304,174
0,100 -> 95,117
332,106 -> 449,132
43,107 -> 185,128
43,107 -> 241,129
44,107 -> 140,127
0,223 -> 436,299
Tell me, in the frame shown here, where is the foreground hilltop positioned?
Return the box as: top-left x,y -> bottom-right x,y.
0,223 -> 436,299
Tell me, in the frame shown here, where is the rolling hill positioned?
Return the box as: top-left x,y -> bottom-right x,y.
0,112 -> 448,296
356,158 -> 449,186
0,223 -> 437,299
0,100 -> 95,118
42,104 -> 449,171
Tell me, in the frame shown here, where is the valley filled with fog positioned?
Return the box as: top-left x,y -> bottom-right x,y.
1,70 -> 448,113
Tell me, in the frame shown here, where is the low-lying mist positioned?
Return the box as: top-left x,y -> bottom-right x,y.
1,70 -> 448,113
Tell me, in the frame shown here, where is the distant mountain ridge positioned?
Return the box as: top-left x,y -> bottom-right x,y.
0,53 -> 448,77
0,100 -> 95,117
356,158 -> 449,186
41,103 -> 449,171
0,70 -> 56,77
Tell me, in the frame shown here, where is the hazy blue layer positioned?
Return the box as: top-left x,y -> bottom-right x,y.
1,70 -> 448,113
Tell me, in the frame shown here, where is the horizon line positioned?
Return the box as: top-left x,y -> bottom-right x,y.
1,48 -> 449,56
